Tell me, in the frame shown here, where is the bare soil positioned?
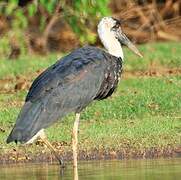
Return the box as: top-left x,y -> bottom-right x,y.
123,68 -> 181,79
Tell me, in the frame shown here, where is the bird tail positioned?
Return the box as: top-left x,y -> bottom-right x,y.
6,101 -> 43,144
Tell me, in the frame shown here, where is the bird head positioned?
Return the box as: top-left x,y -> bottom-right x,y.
98,17 -> 143,59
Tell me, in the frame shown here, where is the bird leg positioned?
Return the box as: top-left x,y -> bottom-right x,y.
39,131 -> 64,167
72,113 -> 80,168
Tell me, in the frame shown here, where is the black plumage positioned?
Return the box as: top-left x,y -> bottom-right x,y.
7,45 -> 122,144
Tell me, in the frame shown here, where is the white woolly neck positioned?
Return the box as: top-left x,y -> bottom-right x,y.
97,20 -> 124,59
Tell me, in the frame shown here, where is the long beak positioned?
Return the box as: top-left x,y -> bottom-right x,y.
117,32 -> 143,58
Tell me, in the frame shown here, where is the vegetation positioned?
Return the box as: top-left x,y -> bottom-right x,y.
0,0 -> 110,57
1,0 -> 180,58
0,42 -> 180,162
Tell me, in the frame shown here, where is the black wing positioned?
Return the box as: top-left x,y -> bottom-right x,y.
7,46 -> 108,143
26,46 -> 105,102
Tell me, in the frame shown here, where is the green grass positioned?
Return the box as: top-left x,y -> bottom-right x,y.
46,76 -> 181,149
124,42 -> 181,71
0,42 -> 180,79
0,42 -> 181,155
0,53 -> 60,79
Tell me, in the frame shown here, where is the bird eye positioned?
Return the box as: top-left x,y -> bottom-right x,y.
112,23 -> 119,31
115,23 -> 120,28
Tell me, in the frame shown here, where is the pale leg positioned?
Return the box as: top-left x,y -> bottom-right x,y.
72,113 -> 80,168
73,165 -> 78,180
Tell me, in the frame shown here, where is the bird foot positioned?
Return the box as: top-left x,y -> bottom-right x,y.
58,158 -> 66,168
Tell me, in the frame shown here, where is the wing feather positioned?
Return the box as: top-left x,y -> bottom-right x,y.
7,46 -> 108,143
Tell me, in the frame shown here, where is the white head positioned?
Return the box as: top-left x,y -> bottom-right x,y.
98,17 -> 142,59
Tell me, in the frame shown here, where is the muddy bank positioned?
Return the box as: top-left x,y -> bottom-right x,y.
0,145 -> 180,165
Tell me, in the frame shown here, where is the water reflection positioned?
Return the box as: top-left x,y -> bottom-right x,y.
0,158 -> 181,180
73,166 -> 78,180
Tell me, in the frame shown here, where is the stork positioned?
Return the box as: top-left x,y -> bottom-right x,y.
7,17 -> 142,167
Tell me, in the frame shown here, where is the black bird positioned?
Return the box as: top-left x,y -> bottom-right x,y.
6,17 -> 142,167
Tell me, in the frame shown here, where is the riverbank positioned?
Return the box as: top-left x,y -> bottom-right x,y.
0,42 -> 180,164
0,144 -> 181,165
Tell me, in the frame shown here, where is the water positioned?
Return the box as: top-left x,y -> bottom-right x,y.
0,158 -> 180,180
